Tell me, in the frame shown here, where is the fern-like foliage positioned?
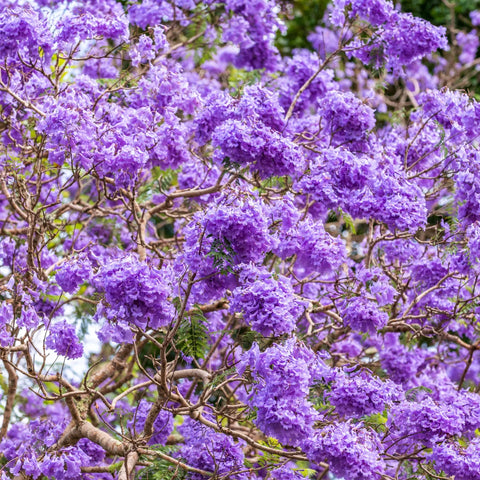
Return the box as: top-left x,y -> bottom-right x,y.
176,306 -> 209,359
207,236 -> 236,274
156,168 -> 178,193
135,446 -> 187,480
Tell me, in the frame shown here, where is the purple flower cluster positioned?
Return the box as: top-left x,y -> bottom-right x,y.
55,258 -> 92,294
275,217 -> 347,277
340,297 -> 388,334
0,303 -> 14,347
296,146 -> 428,233
269,463 -> 305,480
339,0 -> 393,25
453,149 -> 480,226
277,50 -> 335,114
467,222 -> 480,266
417,89 -> 480,144
194,91 -> 235,146
181,194 -> 274,288
381,12 -> 448,69
303,423 -> 386,480
296,147 -> 374,210
431,440 -> 480,480
387,397 -> 465,447
328,370 -> 403,417
224,0 -> 280,71
212,119 -> 304,178
238,340 -> 325,446
333,0 -> 448,73
179,417 -> 247,480
380,333 -> 427,384
317,91 -> 375,145
94,256 -> 174,338
0,414 -> 103,480
45,320 -> 83,359
456,31 -> 479,65
55,1 -> 128,44
0,5 -> 52,62
230,265 -> 301,337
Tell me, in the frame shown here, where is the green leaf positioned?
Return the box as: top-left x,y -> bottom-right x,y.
405,385 -> 433,401
208,367 -> 236,389
176,306 -> 209,359
207,236 -> 236,274
172,297 -> 182,312
136,446 -> 186,480
339,208 -> 357,235
155,168 -> 179,192
221,156 -> 241,172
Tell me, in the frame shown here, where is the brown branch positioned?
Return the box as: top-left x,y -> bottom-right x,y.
55,420 -> 127,455
139,447 -> 214,477
87,343 -> 133,389
118,451 -> 139,480
284,48 -> 341,124
0,358 -> 18,439
0,82 -> 46,117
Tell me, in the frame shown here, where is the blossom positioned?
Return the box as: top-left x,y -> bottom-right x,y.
179,417 -> 247,480
230,265 -> 301,336
317,90 -> 375,145
431,440 -> 480,480
387,397 -> 465,447
45,320 -> 83,359
328,370 -> 403,417
0,5 -> 52,61
55,259 -> 92,294
212,119 -> 305,178
94,256 -> 174,332
303,423 -> 386,480
340,296 -> 388,334
238,340 -> 328,446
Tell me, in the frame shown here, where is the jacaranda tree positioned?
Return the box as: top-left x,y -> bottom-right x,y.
1,0 -> 480,479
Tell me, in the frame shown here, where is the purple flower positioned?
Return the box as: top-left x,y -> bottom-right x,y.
380,333 -> 426,384
303,423 -> 386,480
328,370 -> 403,417
331,0 -> 394,26
131,35 -> 156,66
94,256 -> 174,332
56,1 -> 128,44
467,222 -> 480,265
55,259 -> 92,294
238,340 -> 327,446
270,463 -> 305,480
0,5 -> 52,62
182,194 -> 275,276
317,91 -> 375,145
471,10 -> 480,26
387,397 -> 465,448
45,320 -> 83,359
382,12 -> 448,69
275,217 -> 347,277
340,296 -> 388,334
431,440 -> 480,480
212,119 -> 304,178
179,417 -> 247,480
230,265 -> 301,336
0,303 -> 14,347
338,1 -> 447,73
456,31 -> 479,65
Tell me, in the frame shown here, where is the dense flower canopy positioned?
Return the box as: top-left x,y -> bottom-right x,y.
1,0 -> 480,479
